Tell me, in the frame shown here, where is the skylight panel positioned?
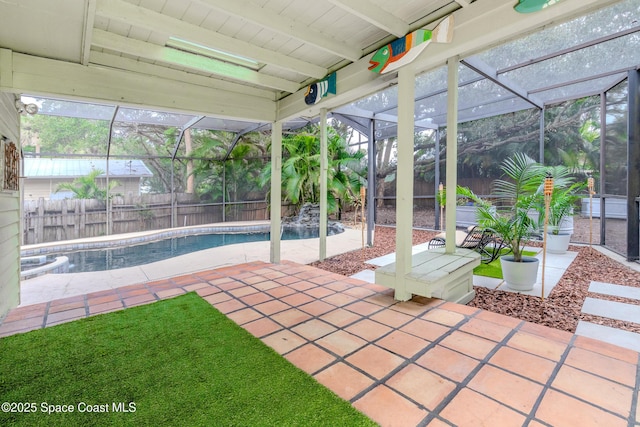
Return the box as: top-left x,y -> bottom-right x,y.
166,37 -> 261,71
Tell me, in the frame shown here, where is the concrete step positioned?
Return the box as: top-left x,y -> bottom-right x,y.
588,281 -> 640,301
581,297 -> 640,325
575,321 -> 640,353
350,269 -> 375,283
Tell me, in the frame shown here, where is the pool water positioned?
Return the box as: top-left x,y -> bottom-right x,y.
52,228 -> 341,273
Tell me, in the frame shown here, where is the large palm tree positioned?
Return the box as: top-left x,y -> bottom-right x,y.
260,124 -> 365,214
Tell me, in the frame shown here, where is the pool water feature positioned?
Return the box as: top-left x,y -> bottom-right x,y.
33,226 -> 342,273
20,255 -> 70,279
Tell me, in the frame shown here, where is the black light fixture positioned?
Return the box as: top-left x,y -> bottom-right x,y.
514,0 -> 562,13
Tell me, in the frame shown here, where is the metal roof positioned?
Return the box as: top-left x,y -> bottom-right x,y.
23,158 -> 153,179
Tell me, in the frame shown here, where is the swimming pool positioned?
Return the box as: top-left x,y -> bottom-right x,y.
37,226 -> 342,273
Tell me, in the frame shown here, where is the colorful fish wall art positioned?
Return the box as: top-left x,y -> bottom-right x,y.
368,15 -> 454,75
304,72 -> 337,105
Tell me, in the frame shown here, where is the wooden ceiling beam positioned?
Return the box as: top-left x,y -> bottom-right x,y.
6,51 -> 277,122
92,29 -> 300,93
326,0 -> 409,38
95,0 -> 327,79
192,0 -> 362,61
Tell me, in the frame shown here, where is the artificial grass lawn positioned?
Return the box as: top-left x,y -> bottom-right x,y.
0,293 -> 376,427
473,250 -> 537,279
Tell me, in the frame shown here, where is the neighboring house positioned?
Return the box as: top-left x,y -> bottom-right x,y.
23,158 -> 153,200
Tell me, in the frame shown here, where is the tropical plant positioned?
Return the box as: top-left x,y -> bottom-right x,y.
457,153 -> 546,262
436,185 -> 446,207
434,185 -> 488,207
55,169 -> 119,200
259,125 -> 365,215
534,165 -> 585,234
189,130 -> 267,203
546,186 -> 581,234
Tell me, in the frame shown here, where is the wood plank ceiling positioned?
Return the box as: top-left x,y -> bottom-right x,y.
0,0 -> 465,117
89,0 -> 461,95
0,0 -> 626,123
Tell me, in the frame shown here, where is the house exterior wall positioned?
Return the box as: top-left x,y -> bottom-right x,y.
23,177 -> 142,200
0,92 -> 21,319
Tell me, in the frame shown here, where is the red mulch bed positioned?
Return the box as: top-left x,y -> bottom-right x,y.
310,226 -> 640,334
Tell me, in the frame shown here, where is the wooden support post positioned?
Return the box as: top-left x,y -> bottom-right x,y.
445,57 -> 459,254
366,119 -> 375,246
319,108 -> 328,261
394,64 -> 416,301
627,69 -> 640,261
270,121 -> 282,264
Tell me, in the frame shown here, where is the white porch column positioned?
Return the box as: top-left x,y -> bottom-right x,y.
445,56 -> 459,253
319,108 -> 328,261
270,121 -> 282,263
394,64 -> 416,301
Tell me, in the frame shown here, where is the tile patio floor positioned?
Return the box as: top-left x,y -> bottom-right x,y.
2,261 -> 639,426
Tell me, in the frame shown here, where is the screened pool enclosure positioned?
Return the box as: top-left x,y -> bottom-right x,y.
18,0 -> 640,262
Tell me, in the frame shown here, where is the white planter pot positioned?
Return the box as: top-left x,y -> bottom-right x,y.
500,255 -> 539,291
456,205 -> 496,228
581,198 -> 633,219
456,205 -> 478,228
529,209 -> 574,235
546,233 -> 571,254
557,216 -> 574,235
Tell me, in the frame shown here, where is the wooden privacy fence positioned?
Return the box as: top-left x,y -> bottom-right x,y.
379,178 -> 495,208
23,193 -> 294,245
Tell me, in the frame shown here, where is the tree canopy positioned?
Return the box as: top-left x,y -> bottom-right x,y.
259,124 -> 366,214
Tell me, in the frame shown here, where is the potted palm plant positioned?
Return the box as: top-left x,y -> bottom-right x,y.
457,153 -> 546,290
536,167 -> 584,253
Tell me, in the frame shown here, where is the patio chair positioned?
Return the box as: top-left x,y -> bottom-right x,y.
427,226 -> 507,264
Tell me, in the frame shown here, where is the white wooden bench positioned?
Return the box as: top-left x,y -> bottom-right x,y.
375,248 -> 480,304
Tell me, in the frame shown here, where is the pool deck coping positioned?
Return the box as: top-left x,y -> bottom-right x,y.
19,225 -> 366,307
21,221 -> 273,256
